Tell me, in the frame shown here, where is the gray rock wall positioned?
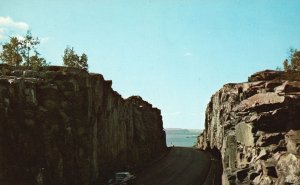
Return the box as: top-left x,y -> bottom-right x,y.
197,70 -> 300,185
0,64 -> 167,185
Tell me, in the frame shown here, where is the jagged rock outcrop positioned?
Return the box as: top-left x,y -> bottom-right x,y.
197,70 -> 300,185
0,64 -> 167,185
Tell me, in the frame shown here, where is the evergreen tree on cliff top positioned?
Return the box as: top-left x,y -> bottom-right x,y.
0,31 -> 48,69
283,48 -> 300,71
63,46 -> 88,71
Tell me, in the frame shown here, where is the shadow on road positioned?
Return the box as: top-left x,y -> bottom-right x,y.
133,147 -> 222,185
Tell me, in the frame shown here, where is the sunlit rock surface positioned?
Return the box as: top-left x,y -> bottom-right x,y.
0,64 -> 167,185
197,70 -> 300,185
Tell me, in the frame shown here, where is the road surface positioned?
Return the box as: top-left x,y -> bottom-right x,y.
134,147 -> 222,185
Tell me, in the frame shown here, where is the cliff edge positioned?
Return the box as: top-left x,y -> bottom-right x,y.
0,64 -> 167,184
197,70 -> 300,184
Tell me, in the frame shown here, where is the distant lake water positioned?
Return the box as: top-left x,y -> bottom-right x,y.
165,128 -> 202,147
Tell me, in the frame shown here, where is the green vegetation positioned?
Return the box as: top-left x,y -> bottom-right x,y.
0,31 -> 48,69
278,48 -> 300,81
283,48 -> 300,72
62,46 -> 88,71
0,31 -> 89,71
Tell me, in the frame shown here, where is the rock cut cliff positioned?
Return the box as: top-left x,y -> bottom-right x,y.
197,70 -> 300,184
0,64 -> 167,185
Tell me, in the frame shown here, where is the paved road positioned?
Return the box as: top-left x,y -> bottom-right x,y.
134,147 -> 222,185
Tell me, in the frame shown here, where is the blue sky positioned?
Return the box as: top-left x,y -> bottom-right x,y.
1,0 -> 300,129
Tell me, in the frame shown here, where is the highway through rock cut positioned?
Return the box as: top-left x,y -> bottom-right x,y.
134,147 -> 222,185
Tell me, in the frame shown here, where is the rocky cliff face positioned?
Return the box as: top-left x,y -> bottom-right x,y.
0,64 -> 167,185
197,70 -> 300,185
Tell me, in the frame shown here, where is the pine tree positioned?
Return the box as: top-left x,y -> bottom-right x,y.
20,30 -> 41,66
26,51 -> 47,70
283,59 -> 290,71
0,31 -> 48,68
282,48 -> 300,72
290,49 -> 300,71
63,46 -> 88,71
79,53 -> 88,71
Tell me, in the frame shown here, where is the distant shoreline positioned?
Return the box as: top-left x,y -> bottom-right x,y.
165,128 -> 202,147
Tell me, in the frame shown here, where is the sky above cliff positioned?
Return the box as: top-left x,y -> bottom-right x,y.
1,0 -> 300,129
